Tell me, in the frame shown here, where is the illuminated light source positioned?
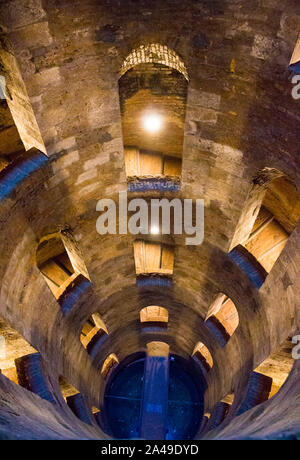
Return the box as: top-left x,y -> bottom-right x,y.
150,225 -> 160,235
142,113 -> 163,133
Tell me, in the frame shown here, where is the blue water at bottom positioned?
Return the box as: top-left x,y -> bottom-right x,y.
103,355 -> 204,440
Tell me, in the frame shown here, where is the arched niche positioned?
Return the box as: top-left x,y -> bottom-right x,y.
254,336 -> 295,399
120,44 -> 189,79
58,375 -> 79,402
80,313 -> 108,348
231,170 -> 300,274
289,33 -> 300,72
206,293 -> 239,341
91,405 -> 100,415
146,341 -> 170,357
119,44 -> 188,183
192,342 -> 213,373
101,354 -> 119,380
37,230 -> 90,300
140,306 -> 169,323
221,392 -> 235,405
0,314 -> 36,385
0,46 -> 46,173
0,67 -> 47,200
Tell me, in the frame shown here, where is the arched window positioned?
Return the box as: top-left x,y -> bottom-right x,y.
101,354 -> 119,380
0,95 -> 25,173
289,33 -> 300,72
0,74 -> 6,99
192,342 -> 213,373
120,44 -> 189,79
0,47 -> 46,175
221,392 -> 235,405
206,293 -> 239,341
63,390 -> 94,425
254,336 -> 294,399
0,51 -> 47,203
0,79 -> 48,199
80,313 -> 108,348
243,205 -> 289,273
37,230 -> 90,299
0,314 -> 36,385
58,375 -> 79,401
231,171 -> 300,274
146,341 -> 170,357
140,306 -> 169,323
91,406 -> 100,415
119,44 -> 188,184
133,240 -> 174,275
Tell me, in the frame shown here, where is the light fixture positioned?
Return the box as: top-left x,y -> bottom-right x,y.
142,113 -> 163,133
150,225 -> 160,235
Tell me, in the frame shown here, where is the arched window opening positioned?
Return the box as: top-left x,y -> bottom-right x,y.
65,392 -> 94,426
236,372 -> 273,416
133,240 -> 174,275
206,293 -> 239,339
80,313 -> 108,348
206,401 -> 231,432
289,33 -> 300,72
59,377 -> 94,425
37,231 -> 90,299
146,341 -> 170,357
0,74 -> 6,99
0,47 -> 46,172
243,205 -> 289,273
58,375 -> 79,402
120,44 -> 188,79
254,337 -> 294,399
0,96 -> 26,173
231,172 -> 300,274
0,315 -> 36,385
0,86 -> 47,198
101,354 -> 119,380
221,392 -> 235,405
92,405 -> 100,415
140,306 -> 169,323
15,353 -> 56,403
192,342 -> 213,373
119,44 -> 188,185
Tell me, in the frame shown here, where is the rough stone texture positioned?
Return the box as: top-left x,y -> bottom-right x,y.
0,0 -> 298,440
206,361 -> 300,440
0,373 -> 106,440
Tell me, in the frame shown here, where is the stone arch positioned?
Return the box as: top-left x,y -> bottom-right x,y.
146,341 -> 170,357
120,44 -> 188,80
192,342 -> 213,373
206,293 -> 239,344
140,306 -> 169,323
0,46 -> 46,155
36,230 -> 90,300
80,313 -> 108,349
230,169 -> 300,276
254,336 -> 295,399
58,375 -> 79,402
0,314 -> 36,386
101,354 -> 119,380
119,44 -> 188,185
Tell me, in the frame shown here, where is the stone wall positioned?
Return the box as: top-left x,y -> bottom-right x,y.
0,0 -> 299,439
